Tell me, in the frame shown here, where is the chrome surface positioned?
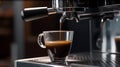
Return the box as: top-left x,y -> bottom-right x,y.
26,53 -> 120,67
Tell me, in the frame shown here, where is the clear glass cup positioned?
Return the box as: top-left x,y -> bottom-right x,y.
37,30 -> 74,65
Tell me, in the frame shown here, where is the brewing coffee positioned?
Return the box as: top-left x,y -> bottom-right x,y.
38,31 -> 74,64
45,40 -> 72,58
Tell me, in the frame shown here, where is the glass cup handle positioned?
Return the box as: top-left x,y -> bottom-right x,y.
37,33 -> 46,48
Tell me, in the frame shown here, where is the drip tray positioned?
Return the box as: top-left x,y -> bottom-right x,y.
15,52 -> 120,67
68,52 -> 120,67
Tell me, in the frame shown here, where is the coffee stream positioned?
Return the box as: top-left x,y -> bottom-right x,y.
59,22 -> 62,40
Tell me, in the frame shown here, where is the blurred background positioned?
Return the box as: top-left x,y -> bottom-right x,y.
0,0 -> 61,67
1,0 -> 120,67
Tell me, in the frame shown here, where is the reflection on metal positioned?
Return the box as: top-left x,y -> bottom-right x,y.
68,53 -> 120,67
101,13 -> 120,54
12,1 -> 24,60
111,54 -> 116,67
15,53 -> 120,67
102,53 -> 116,67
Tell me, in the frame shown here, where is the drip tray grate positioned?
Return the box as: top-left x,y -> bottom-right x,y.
68,52 -> 120,67
28,52 -> 120,67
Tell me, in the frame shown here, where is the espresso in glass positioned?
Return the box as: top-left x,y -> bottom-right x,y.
45,41 -> 72,61
115,37 -> 120,52
38,31 -> 74,64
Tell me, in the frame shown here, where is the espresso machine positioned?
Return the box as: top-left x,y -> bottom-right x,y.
15,0 -> 120,67
21,0 -> 120,53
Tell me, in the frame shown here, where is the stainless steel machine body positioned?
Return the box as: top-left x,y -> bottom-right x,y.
21,0 -> 120,53
19,0 -> 120,67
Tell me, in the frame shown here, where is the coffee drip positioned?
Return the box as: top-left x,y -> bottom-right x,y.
21,0 -> 120,53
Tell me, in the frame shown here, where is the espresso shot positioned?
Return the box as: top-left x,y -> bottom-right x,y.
37,31 -> 74,64
45,41 -> 72,58
115,37 -> 120,53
